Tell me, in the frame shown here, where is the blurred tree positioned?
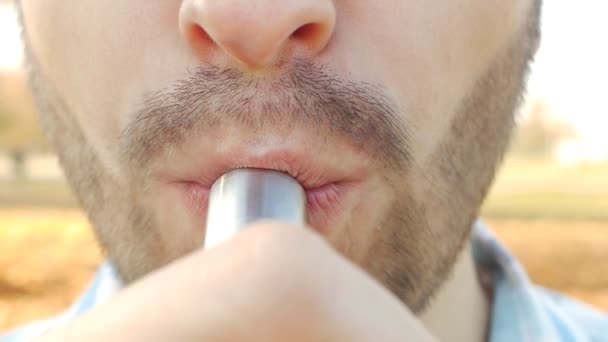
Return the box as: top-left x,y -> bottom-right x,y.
510,99 -> 577,159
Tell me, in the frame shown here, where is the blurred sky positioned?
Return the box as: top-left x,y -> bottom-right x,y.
0,2 -> 22,71
1,1 -> 607,155
526,0 -> 608,157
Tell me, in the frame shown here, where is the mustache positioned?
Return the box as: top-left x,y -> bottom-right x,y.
120,59 -> 411,169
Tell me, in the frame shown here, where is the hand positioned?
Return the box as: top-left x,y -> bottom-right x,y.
37,221 -> 437,341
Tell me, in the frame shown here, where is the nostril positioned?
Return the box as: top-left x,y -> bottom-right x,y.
187,24 -> 214,54
189,24 -> 213,43
292,23 -> 323,43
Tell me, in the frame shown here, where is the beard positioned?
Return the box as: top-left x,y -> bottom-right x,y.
20,2 -> 539,313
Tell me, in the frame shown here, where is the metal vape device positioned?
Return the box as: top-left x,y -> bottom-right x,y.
204,168 -> 306,248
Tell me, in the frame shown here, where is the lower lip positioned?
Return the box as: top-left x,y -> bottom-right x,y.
176,180 -> 357,235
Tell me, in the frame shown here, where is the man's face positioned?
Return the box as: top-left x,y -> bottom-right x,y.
18,0 -> 540,311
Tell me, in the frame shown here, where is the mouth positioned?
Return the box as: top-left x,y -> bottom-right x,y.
160,148 -> 368,235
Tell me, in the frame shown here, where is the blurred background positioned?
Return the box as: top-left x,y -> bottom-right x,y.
1,0 -> 607,332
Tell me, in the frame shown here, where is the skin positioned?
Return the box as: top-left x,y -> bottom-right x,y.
36,222 -> 437,341
16,0 -> 541,340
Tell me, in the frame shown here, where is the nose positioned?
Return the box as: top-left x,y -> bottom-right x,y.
179,0 -> 336,69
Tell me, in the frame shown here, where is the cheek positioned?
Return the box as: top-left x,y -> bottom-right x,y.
407,0 -> 531,163
331,0 -> 531,164
21,1 -> 187,163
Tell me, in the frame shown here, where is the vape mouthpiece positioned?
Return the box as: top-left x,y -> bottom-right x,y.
204,168 -> 306,248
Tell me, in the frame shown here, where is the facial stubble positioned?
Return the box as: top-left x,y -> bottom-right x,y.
19,2 -> 540,313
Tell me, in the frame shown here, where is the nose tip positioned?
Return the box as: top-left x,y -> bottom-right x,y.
179,0 -> 336,69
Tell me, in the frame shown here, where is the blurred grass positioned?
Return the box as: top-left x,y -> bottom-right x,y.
0,210 -> 101,331
481,157 -> 608,221
0,180 -> 77,208
487,219 -> 608,311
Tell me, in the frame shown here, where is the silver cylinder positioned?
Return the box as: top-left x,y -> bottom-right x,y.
204,168 -> 306,248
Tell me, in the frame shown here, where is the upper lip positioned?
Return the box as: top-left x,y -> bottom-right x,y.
160,148 -> 367,191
